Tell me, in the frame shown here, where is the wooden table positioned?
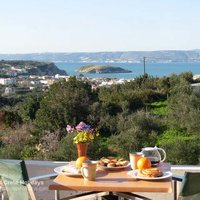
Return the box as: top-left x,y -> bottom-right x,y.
49,163 -> 172,200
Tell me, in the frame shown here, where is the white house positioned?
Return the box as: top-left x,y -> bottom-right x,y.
4,87 -> 15,95
6,71 -> 18,77
0,78 -> 16,85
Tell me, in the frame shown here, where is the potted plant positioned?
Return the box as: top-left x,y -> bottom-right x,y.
66,121 -> 99,157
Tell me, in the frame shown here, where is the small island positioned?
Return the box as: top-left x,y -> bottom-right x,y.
76,65 -> 132,74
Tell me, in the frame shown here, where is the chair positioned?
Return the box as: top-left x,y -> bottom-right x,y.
0,160 -> 57,200
172,172 -> 200,200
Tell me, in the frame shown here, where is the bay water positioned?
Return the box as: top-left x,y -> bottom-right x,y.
56,62 -> 200,80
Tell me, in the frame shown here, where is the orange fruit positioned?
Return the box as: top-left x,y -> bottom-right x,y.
75,156 -> 89,167
137,157 -> 151,170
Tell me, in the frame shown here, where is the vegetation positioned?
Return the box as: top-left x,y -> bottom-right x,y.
0,60 -> 67,76
0,73 -> 200,165
76,65 -> 132,73
149,100 -> 168,115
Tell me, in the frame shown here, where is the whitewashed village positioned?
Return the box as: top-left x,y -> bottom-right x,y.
0,62 -> 132,96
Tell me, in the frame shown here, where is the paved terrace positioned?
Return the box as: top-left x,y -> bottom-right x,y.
3,160 -> 200,200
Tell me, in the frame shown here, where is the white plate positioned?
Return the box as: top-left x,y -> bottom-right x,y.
101,163 -> 130,170
54,165 -> 82,177
127,170 -> 172,180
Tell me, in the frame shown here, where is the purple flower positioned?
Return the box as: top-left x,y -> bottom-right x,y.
76,121 -> 91,131
66,121 -> 99,143
89,128 -> 94,134
66,125 -> 74,133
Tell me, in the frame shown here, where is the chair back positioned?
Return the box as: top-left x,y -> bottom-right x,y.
178,172 -> 200,200
0,160 -> 34,200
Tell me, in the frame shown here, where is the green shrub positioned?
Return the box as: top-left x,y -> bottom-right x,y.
160,139 -> 200,165
20,146 -> 38,160
149,100 -> 168,115
49,133 -> 77,161
157,129 -> 200,164
0,144 -> 22,159
3,110 -> 22,127
108,111 -> 160,159
87,137 -> 112,160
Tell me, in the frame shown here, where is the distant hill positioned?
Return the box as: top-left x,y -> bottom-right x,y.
76,65 -> 132,74
0,60 -> 67,76
1,50 -> 200,63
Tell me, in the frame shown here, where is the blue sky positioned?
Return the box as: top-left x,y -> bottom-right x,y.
0,0 -> 200,53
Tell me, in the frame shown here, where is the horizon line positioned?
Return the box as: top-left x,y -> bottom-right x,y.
0,49 -> 200,54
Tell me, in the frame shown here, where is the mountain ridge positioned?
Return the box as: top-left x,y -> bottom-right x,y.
1,50 -> 200,63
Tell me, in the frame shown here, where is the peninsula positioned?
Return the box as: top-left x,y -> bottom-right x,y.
0,60 -> 67,76
76,65 -> 132,74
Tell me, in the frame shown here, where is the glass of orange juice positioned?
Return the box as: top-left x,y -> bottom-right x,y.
129,152 -> 143,170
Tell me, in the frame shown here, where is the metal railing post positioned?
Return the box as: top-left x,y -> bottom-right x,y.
173,180 -> 177,200
55,190 -> 60,200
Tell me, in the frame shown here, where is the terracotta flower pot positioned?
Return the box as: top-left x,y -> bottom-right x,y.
76,143 -> 88,157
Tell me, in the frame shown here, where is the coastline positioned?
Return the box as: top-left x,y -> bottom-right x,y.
56,62 -> 200,80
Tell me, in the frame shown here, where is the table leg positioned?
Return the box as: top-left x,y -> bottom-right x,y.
114,192 -> 151,200
55,190 -> 60,200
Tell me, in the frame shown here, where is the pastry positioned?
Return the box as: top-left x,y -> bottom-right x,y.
100,156 -> 129,168
107,163 -> 116,167
138,168 -> 163,177
119,160 -> 129,166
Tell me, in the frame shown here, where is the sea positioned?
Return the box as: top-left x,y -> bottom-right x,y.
56,62 -> 200,80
